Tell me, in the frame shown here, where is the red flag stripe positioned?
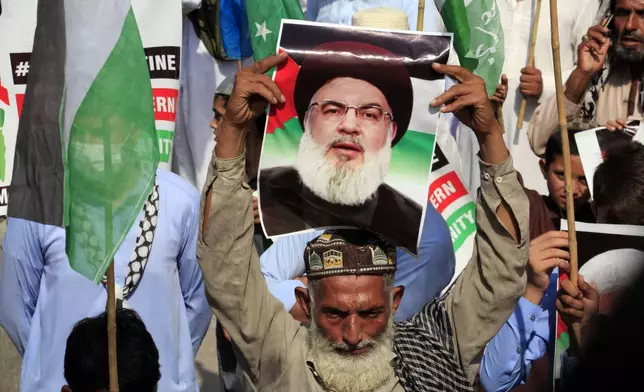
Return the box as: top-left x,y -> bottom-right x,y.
0,77 -> 9,106
267,50 -> 300,134
428,171 -> 468,213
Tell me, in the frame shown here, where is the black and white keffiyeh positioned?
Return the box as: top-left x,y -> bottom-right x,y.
577,54 -> 644,126
393,293 -> 474,392
577,58 -> 613,125
101,182 -> 159,302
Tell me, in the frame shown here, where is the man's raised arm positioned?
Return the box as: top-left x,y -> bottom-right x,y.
197,53 -> 302,390
430,64 -> 530,382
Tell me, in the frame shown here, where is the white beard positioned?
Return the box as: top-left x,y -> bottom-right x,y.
308,316 -> 396,392
294,125 -> 393,206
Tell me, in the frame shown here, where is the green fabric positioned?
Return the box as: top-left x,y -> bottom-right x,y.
246,0 -> 304,60
436,0 -> 505,96
445,201 -> 476,251
65,8 -> 159,283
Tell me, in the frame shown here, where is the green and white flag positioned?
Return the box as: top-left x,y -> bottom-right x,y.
435,0 -> 505,96
246,0 -> 304,60
9,0 -> 159,283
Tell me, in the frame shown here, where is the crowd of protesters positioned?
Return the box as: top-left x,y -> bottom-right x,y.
2,1 -> 644,392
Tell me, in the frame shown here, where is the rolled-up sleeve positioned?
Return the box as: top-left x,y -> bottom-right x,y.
447,156 -> 530,382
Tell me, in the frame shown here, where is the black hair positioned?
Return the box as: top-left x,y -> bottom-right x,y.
544,131 -> 580,167
64,308 -> 160,392
594,140 -> 644,225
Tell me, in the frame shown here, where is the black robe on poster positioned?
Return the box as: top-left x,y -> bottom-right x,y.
259,166 -> 423,252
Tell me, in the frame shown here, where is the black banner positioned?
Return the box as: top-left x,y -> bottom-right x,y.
10,53 -> 32,85
431,144 -> 448,172
145,46 -> 180,80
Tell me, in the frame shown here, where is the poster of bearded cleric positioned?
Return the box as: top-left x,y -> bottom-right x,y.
257,20 -> 452,253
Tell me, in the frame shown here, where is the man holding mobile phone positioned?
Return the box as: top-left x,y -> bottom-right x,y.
528,0 -> 644,156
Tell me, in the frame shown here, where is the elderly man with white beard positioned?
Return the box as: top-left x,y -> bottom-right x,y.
198,52 -> 530,392
259,41 -> 421,250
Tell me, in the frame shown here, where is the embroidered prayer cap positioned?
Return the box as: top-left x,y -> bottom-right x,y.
293,40 -> 413,146
304,230 -> 397,279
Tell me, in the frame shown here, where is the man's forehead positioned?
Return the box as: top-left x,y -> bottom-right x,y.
316,275 -> 388,302
311,77 -> 389,107
616,0 -> 644,10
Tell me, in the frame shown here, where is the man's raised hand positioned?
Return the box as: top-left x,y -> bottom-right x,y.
490,74 -> 509,104
430,63 -> 501,136
577,21 -> 611,76
525,231 -> 570,304
216,53 -> 288,159
223,53 -> 288,130
556,275 -> 600,327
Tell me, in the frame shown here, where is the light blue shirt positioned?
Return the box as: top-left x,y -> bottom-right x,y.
306,0 -> 446,32
0,169 -> 212,392
260,202 -> 455,321
480,271 -> 558,392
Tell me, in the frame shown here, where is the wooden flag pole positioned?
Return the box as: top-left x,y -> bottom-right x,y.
517,0 -> 542,130
107,262 -> 119,392
549,0 -> 582,345
417,0 -> 426,31
103,127 -> 119,392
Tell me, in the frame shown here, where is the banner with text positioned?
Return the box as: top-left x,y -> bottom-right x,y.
0,0 -> 182,216
429,141 -> 476,291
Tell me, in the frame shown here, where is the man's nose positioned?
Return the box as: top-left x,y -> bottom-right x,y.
210,119 -> 218,131
626,11 -> 639,32
342,315 -> 364,347
337,109 -> 361,135
572,179 -> 583,198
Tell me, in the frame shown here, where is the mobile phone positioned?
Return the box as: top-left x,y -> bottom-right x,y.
602,12 -> 614,30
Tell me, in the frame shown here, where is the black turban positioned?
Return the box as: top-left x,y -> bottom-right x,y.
293,41 -> 413,146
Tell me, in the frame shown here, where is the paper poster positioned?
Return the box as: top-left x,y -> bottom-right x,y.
0,0 -> 182,217
575,125 -> 637,199
257,20 -> 452,253
554,221 -> 644,390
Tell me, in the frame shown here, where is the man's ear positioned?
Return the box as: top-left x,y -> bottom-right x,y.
61,386 -> 73,392
539,158 -> 548,178
391,285 -> 405,314
390,123 -> 398,143
294,286 -> 312,321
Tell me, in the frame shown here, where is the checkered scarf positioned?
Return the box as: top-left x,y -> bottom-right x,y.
393,293 -> 474,392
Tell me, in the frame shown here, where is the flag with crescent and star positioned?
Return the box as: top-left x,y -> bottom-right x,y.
245,0 -> 304,61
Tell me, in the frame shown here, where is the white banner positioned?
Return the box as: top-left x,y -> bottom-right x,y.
0,0 -> 182,216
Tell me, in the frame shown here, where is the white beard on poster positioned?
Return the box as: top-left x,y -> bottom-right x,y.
295,126 -> 393,206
